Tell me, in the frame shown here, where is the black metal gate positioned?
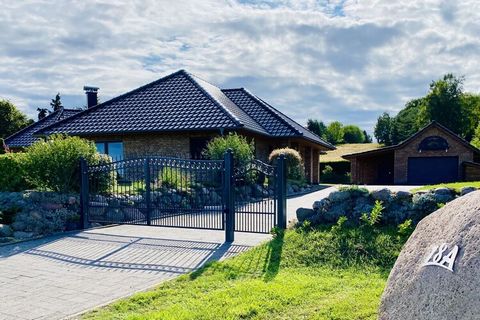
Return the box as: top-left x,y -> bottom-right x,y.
80,151 -> 286,241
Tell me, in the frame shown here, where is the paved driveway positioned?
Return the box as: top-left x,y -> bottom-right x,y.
0,225 -> 270,320
287,185 -> 417,223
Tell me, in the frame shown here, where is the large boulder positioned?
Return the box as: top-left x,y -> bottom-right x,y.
296,208 -> 315,222
379,191 -> 480,320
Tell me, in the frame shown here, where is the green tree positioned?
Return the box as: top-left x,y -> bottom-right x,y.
363,130 -> 372,143
390,98 -> 423,144
471,122 -> 480,148
307,119 -> 327,139
0,99 -> 33,139
37,107 -> 49,120
50,92 -> 62,112
374,112 -> 393,145
422,74 -> 468,136
343,125 -> 365,143
326,121 -> 344,145
461,93 -> 480,140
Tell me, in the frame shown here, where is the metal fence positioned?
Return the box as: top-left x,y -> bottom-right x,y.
80,150 -> 286,241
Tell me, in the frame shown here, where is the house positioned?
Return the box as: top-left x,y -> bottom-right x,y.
33,70 -> 333,183
4,107 -> 81,151
343,121 -> 480,185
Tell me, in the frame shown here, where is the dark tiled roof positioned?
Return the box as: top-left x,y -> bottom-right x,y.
37,70 -> 333,149
37,70 -> 243,136
222,88 -> 334,149
5,108 -> 81,148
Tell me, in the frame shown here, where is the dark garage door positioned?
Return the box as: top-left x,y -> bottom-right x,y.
407,156 -> 458,185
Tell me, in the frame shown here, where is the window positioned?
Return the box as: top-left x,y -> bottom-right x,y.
95,141 -> 124,160
190,137 -> 210,159
418,136 -> 449,152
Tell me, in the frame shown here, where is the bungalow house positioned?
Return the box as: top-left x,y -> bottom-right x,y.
28,70 -> 333,183
343,121 -> 480,185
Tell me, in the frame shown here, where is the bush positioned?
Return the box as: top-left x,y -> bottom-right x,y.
269,147 -> 305,180
203,133 -> 254,167
0,153 -> 31,191
24,134 -> 103,193
159,167 -> 191,191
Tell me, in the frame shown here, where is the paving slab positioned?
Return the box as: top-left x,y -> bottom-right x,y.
0,225 -> 270,320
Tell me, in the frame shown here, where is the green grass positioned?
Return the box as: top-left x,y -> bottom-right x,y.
83,223 -> 408,320
321,143 -> 382,163
412,181 -> 480,192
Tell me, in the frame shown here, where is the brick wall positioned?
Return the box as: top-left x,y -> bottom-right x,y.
393,127 -> 474,184
464,162 -> 480,181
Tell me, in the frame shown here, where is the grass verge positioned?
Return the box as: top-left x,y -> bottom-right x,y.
83,223 -> 408,320
412,181 -> 480,192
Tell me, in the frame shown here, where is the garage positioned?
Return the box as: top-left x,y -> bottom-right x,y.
343,122 -> 480,185
407,156 -> 458,185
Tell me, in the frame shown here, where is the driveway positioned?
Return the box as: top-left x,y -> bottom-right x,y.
287,185 -> 418,223
0,225 -> 270,320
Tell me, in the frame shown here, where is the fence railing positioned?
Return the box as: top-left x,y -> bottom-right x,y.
80,150 -> 287,242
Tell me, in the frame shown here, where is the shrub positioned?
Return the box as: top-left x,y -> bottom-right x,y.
360,200 -> 384,226
24,134 -> 102,193
203,133 -> 254,167
268,147 -> 305,180
159,167 -> 191,191
0,153 -> 31,191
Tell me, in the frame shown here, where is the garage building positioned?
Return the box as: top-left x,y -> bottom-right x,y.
343,121 -> 480,185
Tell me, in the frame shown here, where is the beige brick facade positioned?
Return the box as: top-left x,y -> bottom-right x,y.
85,131 -> 328,184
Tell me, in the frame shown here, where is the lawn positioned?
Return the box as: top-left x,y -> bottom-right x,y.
83,223 -> 408,320
412,181 -> 480,192
321,143 -> 382,163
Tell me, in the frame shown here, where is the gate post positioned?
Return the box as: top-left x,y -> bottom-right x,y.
79,157 -> 89,229
224,149 -> 235,242
277,154 -> 287,229
144,157 -> 152,226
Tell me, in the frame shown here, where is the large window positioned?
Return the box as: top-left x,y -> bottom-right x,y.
95,141 -> 124,160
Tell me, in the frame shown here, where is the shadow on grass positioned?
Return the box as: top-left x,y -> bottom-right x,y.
189,231 -> 285,282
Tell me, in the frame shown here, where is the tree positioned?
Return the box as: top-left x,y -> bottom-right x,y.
390,98 -> 423,145
50,93 -> 62,112
0,99 -> 33,139
326,121 -> 344,145
374,112 -> 393,145
37,107 -> 49,120
471,122 -> 480,148
363,130 -> 372,143
307,119 -> 327,139
422,74 -> 468,136
343,125 -> 365,143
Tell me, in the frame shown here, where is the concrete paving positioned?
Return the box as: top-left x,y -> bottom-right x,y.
0,225 -> 270,320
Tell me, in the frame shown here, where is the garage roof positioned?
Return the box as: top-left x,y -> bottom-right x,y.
342,121 -> 480,159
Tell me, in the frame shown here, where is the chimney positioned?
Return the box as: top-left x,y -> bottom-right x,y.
83,86 -> 99,108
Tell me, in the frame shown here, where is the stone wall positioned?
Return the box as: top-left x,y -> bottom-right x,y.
0,192 -> 80,242
393,126 -> 474,184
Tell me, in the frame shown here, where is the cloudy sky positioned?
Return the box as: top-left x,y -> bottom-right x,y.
1,0 -> 479,133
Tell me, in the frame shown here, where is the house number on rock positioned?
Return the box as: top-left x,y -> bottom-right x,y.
423,243 -> 459,272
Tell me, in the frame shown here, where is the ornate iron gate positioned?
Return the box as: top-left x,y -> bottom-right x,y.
80,151 -> 286,241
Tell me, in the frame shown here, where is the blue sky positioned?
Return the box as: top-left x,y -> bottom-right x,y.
1,0 -> 479,134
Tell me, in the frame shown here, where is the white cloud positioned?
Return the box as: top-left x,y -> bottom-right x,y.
0,0 -> 479,132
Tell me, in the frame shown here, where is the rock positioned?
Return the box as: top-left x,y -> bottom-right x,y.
296,208 -> 315,222
460,186 -> 477,196
68,196 -> 77,205
371,188 -> 392,202
395,190 -> 412,201
328,190 -> 350,202
13,231 -> 34,239
379,191 -> 480,320
432,188 -> 455,203
11,221 -> 26,231
287,185 -> 294,195
0,224 -> 13,237
313,198 -> 330,210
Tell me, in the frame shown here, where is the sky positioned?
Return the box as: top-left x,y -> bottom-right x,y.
1,0 -> 479,134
